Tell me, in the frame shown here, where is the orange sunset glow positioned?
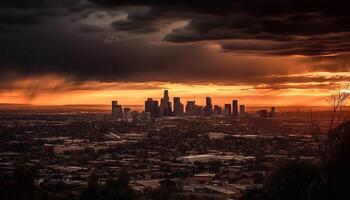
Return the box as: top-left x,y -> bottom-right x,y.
1,72 -> 348,107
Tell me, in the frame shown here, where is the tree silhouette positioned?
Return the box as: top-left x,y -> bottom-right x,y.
0,166 -> 38,200
80,174 -> 99,200
80,168 -> 135,200
263,161 -> 321,200
322,121 -> 350,199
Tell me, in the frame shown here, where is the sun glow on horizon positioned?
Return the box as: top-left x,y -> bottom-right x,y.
1,72 -> 349,107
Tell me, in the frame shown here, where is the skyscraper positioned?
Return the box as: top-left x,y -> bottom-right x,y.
165,89 -> 169,98
111,100 -> 123,121
223,104 -> 232,117
196,106 -> 204,116
174,97 -> 184,116
145,98 -> 159,117
232,100 -> 238,116
160,90 -> 171,116
153,100 -> 159,117
186,101 -> 196,116
145,98 -> 154,113
214,105 -> 222,115
111,101 -> 118,120
240,105 -> 246,117
204,97 -> 213,116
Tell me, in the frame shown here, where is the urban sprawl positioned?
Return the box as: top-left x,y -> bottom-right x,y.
0,90 -> 322,200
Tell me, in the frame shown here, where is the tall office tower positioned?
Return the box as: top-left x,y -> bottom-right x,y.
204,97 -> 213,116
145,98 -> 154,113
173,97 -> 180,112
111,100 -> 123,121
153,100 -> 159,117
186,101 -> 196,116
195,106 -> 204,116
112,100 -> 117,119
164,89 -> 169,100
160,90 -> 171,116
112,101 -> 121,120
214,105 -> 222,115
223,104 -> 232,117
165,90 -> 172,116
232,100 -> 238,116
240,105 -> 246,117
145,98 -> 159,118
174,97 -> 184,116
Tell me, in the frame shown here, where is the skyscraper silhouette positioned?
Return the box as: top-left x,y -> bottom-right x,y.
174,97 -> 184,116
204,97 -> 213,116
111,100 -> 123,121
145,98 -> 159,117
223,104 -> 232,116
240,105 -> 246,117
186,101 -> 196,116
232,100 -> 238,116
160,90 -> 171,116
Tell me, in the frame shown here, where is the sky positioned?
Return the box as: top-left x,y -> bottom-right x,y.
1,0 -> 350,107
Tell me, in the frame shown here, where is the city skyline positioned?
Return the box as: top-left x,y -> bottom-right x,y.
111,89 -> 276,121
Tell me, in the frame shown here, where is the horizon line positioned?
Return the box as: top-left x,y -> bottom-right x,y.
0,103 -> 340,108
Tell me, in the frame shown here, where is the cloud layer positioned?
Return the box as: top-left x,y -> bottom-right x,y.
0,0 -> 350,101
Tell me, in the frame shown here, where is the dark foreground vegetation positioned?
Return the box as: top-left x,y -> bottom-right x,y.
241,120 -> 350,200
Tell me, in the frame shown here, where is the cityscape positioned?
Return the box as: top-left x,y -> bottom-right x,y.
1,1 -> 350,200
0,95 -> 322,200
111,90 -> 276,123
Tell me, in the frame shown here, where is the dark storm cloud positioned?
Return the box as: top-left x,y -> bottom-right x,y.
88,0 -> 348,15
1,24 -> 253,84
1,0 -> 350,87
3,0 -> 350,36
111,18 -> 160,33
77,23 -> 105,33
89,0 -> 350,56
0,0 -> 93,27
109,7 -> 187,34
165,12 -> 350,42
221,33 -> 350,56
